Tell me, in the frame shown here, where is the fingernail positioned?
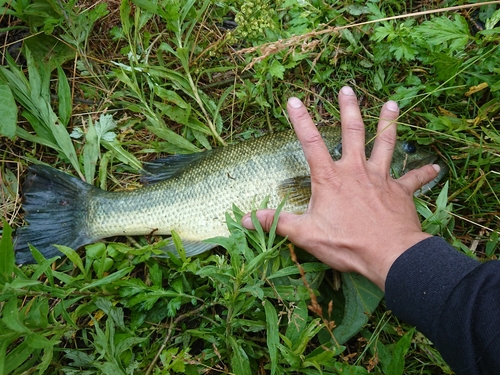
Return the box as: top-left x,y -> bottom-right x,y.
242,215 -> 255,230
288,97 -> 303,108
386,100 -> 399,112
432,164 -> 441,173
341,86 -> 355,96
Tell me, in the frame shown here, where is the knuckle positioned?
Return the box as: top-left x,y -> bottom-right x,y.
344,120 -> 365,133
302,131 -> 325,148
376,132 -> 396,150
343,95 -> 359,107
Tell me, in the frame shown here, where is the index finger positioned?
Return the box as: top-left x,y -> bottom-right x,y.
287,97 -> 334,177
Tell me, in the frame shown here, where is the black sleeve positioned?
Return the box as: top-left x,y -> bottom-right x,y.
385,236 -> 500,375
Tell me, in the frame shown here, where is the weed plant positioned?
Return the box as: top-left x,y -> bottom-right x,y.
1,0 -> 499,374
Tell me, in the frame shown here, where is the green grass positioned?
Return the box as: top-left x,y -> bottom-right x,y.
1,0 -> 499,373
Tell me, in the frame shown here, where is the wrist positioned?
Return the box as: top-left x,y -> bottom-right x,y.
361,232 -> 433,290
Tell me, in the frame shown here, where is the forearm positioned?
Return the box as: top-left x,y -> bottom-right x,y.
385,236 -> 500,374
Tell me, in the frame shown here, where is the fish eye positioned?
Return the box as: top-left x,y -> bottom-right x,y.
402,141 -> 417,154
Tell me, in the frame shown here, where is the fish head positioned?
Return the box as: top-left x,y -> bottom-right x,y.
320,127 -> 447,195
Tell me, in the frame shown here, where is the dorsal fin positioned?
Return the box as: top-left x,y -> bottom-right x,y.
141,152 -> 208,184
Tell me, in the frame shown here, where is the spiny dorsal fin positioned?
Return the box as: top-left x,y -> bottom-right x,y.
141,152 -> 208,184
278,176 -> 311,206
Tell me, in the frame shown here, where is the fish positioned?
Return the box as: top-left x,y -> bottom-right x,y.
14,126 -> 447,264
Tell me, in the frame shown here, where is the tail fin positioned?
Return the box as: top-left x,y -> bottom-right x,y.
15,165 -> 97,264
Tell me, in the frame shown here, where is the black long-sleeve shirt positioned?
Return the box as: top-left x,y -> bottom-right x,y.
385,236 -> 500,374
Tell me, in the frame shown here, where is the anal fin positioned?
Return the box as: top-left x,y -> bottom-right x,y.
159,240 -> 217,258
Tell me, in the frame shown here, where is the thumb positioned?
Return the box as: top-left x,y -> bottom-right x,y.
241,209 -> 299,236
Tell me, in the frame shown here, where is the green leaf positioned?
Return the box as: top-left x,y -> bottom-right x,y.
264,300 -> 279,375
0,83 -> 17,138
57,66 -> 72,126
119,0 -> 131,36
83,117 -> 99,184
25,333 -> 52,349
269,59 -> 286,79
24,34 -> 75,73
4,339 -> 34,374
80,266 -> 134,291
285,299 -> 308,344
417,15 -> 471,51
385,328 -> 415,375
1,297 -> 29,334
228,336 -> 252,375
332,273 -> 384,344
132,0 -> 158,13
0,219 -> 15,283
146,124 -> 200,154
55,245 -> 85,274
485,9 -> 500,30
268,262 -> 330,279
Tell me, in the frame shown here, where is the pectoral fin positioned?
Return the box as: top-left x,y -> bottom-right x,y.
278,176 -> 311,206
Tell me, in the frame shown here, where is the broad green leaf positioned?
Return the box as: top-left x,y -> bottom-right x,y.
57,66 -> 72,126
132,0 -> 158,13
332,273 -> 384,344
485,9 -> 500,30
0,219 -> 15,282
262,285 -> 311,302
4,278 -> 42,291
119,0 -> 131,36
36,344 -> 54,373
285,299 -> 308,344
385,328 -> 415,375
436,181 -> 449,210
25,297 -> 49,330
417,15 -> 471,51
153,86 -> 188,108
0,83 -> 17,138
146,124 -> 200,153
264,300 -> 279,375
17,113 -> 58,147
269,60 -> 286,79
228,336 -> 252,375
83,116 -> 99,183
292,317 -> 323,355
25,333 -> 52,349
171,230 -> 187,263
24,34 -> 75,73
4,339 -> 34,374
101,138 -> 142,171
1,297 -> 29,334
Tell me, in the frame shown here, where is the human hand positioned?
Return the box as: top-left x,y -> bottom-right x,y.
241,86 -> 440,290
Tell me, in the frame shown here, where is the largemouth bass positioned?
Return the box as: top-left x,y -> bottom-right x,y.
14,127 -> 447,264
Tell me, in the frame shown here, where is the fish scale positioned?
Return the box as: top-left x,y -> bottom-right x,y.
87,129 -> 311,242
14,126 -> 446,264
